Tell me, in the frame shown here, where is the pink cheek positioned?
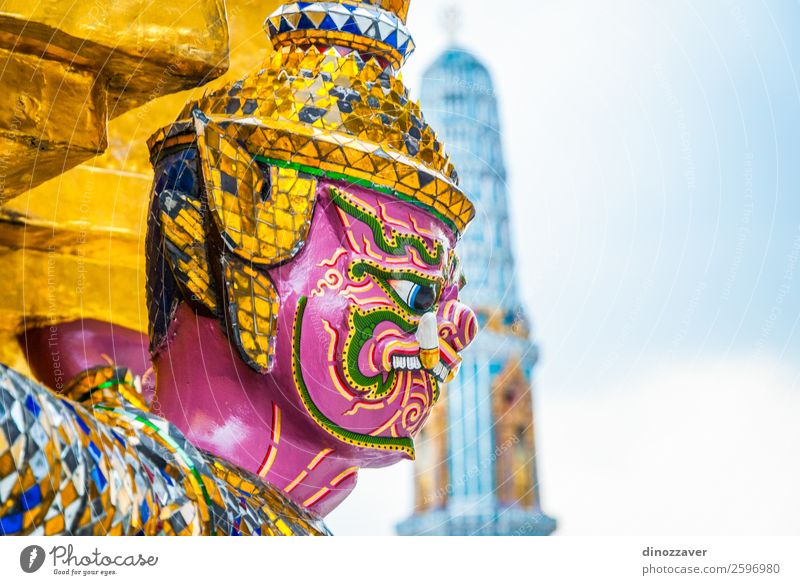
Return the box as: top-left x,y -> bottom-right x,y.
355,337 -> 384,376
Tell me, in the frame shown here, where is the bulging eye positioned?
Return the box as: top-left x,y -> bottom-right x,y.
389,279 -> 438,313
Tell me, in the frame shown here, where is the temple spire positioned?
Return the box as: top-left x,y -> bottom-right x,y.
397,42 -> 556,537
442,4 -> 462,45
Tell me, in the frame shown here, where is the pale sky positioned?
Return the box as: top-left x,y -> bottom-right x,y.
327,0 -> 800,535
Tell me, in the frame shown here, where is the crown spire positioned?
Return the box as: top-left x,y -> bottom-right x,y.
352,0 -> 410,22
265,1 -> 415,68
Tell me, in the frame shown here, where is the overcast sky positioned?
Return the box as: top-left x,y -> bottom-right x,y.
327,0 -> 800,535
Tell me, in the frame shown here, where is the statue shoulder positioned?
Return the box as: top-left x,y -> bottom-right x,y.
60,365 -> 150,410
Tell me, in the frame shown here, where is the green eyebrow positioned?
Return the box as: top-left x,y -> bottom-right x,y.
329,186 -> 444,266
349,260 -> 443,315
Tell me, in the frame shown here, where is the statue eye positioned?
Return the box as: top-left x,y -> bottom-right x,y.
389,279 -> 438,313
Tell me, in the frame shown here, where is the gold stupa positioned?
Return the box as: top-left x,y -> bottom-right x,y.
0,0 -> 285,370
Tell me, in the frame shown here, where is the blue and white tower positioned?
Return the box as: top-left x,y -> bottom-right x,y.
397,46 -> 556,536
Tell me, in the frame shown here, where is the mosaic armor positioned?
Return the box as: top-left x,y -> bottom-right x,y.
0,366 -> 328,535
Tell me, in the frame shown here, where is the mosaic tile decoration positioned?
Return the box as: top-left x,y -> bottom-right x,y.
222,255 -> 281,373
0,366 -> 329,535
265,1 -> 416,68
194,115 -> 319,266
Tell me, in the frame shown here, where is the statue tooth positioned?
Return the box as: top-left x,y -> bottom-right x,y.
432,362 -> 450,382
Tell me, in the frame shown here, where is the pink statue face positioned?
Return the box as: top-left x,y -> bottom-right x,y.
269,179 -> 478,464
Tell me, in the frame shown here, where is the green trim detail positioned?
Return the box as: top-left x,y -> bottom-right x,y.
93,380 -> 122,391
329,186 -> 444,265
253,155 -> 459,234
292,296 -> 415,457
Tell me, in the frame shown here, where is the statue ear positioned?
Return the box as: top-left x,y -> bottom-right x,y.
220,255 -> 280,374
190,110 -> 319,374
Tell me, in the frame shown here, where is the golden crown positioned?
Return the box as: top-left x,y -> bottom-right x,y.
149,0 -> 474,236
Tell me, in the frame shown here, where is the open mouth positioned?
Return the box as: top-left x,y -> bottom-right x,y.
391,353 -> 452,382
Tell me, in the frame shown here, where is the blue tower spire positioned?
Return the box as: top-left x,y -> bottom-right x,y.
397,46 -> 556,536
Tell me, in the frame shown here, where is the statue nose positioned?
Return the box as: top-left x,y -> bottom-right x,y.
410,301 -> 478,377
437,300 -> 478,366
